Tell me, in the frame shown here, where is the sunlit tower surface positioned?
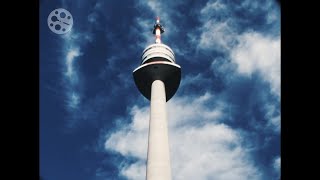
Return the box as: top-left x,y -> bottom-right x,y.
133,17 -> 181,180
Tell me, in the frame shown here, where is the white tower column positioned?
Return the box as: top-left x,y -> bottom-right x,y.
147,80 -> 172,180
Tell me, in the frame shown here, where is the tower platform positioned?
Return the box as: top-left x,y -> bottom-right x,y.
133,61 -> 181,101
133,43 -> 181,101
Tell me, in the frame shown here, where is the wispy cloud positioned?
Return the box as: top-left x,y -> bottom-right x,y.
65,48 -> 81,83
61,36 -> 83,113
58,0 -> 112,129
264,103 -> 281,132
201,0 -> 226,13
198,20 -> 237,52
66,91 -> 80,109
88,12 -> 98,23
273,156 -> 281,178
60,26 -> 90,128
131,17 -> 155,49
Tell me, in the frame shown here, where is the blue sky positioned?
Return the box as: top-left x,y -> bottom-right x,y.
40,0 -> 280,179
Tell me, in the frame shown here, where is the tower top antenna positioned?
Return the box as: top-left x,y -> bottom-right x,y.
153,16 -> 165,43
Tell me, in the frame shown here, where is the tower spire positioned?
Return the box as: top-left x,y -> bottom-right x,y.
153,16 -> 165,44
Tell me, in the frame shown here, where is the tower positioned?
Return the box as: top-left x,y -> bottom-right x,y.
133,17 -> 181,180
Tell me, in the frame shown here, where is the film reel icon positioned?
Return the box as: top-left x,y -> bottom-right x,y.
47,8 -> 73,34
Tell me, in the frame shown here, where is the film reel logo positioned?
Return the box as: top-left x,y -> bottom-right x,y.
47,8 -> 73,34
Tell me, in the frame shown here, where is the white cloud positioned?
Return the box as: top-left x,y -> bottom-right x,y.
194,0 -> 281,98
66,91 -> 80,109
65,48 -> 81,82
145,0 -> 161,16
120,162 -> 146,180
195,0 -> 236,52
62,30 -> 80,41
167,92 -> 224,128
201,0 -> 226,14
105,106 -> 149,159
170,124 -> 261,180
273,156 -> 281,178
104,94 -> 262,180
62,45 -> 83,115
198,20 -> 236,52
264,103 -> 280,132
231,32 -> 280,97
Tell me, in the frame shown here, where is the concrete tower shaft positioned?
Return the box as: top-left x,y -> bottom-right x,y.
147,80 -> 172,180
